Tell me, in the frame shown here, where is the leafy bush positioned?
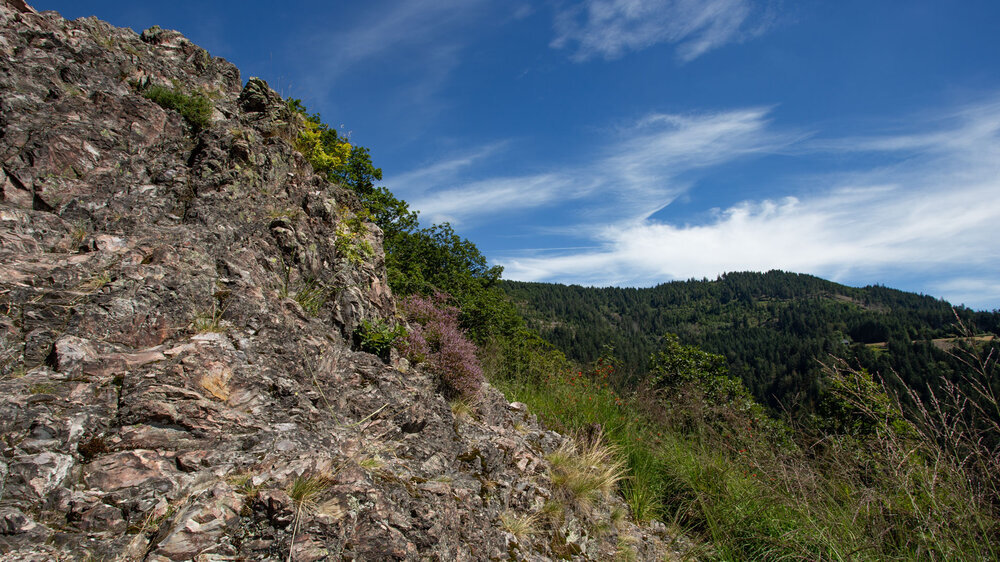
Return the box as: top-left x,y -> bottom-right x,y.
295,117 -> 351,176
356,318 -> 407,361
649,333 -> 790,445
501,332 -> 1000,559
401,294 -> 484,400
334,213 -> 375,265
143,85 -> 212,131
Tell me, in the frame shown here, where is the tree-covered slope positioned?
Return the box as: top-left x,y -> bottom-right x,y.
502,270 -> 1000,410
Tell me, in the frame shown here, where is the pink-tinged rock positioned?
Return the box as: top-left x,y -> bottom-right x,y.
51,335 -> 98,374
0,507 -> 39,534
119,348 -> 167,367
82,348 -> 166,378
7,452 -> 74,499
0,168 -> 32,208
93,234 -> 127,252
71,501 -> 126,533
152,484 -> 243,560
114,424 -> 205,452
508,401 -> 528,412
514,451 -> 539,473
420,480 -> 452,495
256,489 -> 294,527
83,450 -> 182,493
288,534 -> 329,562
175,450 -> 208,472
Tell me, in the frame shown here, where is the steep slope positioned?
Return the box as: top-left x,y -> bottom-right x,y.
0,3 -> 675,560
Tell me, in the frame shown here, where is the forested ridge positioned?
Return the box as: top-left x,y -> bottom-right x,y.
502,271 -> 1000,411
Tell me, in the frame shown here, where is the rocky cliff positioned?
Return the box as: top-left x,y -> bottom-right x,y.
0,2 -> 676,560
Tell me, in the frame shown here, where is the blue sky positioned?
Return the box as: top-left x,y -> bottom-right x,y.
39,1 -> 1000,310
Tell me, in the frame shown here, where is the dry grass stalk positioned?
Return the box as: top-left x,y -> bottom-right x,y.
547,431 -> 625,510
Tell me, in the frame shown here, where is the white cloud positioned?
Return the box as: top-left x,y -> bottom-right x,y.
930,279 -> 1000,311
604,108 -> 794,219
551,0 -> 771,62
408,174 -> 576,225
389,96 -> 1000,308
391,107 -> 792,225
311,0 -> 487,78
385,142 -> 508,197
498,97 -> 1000,309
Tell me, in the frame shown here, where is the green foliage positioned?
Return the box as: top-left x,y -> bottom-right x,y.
818,362 -> 909,437
285,98 -> 540,404
288,99 -> 419,242
502,338 -> 1000,560
648,333 -> 728,390
356,319 -> 407,360
278,96 -> 1000,560
295,118 -> 350,175
502,271 -> 1000,415
192,303 -> 225,333
365,186 -> 420,240
386,222 -> 501,295
330,145 -> 381,196
546,435 -> 625,510
386,222 -> 515,345
334,213 -> 374,265
143,85 -> 212,131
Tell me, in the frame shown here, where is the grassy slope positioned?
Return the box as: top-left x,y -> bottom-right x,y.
491,351 -> 1000,561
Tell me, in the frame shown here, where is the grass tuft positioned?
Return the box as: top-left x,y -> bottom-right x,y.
547,433 -> 625,510
287,473 -> 333,507
499,510 -> 539,540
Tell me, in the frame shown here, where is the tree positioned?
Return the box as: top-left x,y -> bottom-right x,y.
648,333 -> 728,390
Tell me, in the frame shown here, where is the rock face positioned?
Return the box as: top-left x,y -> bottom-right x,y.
0,2 -> 676,560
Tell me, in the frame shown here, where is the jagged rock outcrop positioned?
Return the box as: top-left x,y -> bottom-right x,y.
0,2 -> 678,560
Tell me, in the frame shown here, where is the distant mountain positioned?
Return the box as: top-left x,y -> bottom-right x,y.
501,270 -> 1000,410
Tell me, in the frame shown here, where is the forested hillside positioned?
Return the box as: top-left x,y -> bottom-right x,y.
502,271 -> 1000,410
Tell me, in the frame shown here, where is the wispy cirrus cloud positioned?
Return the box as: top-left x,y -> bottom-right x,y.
550,0 -> 774,62
294,0 -> 493,105
498,96 -> 1000,309
386,142 -> 509,197
388,107 -> 792,226
408,174 -> 580,225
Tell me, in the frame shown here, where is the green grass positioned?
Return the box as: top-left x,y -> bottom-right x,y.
294,279 -> 328,317
143,85 -> 212,132
192,303 -> 225,333
493,356 -> 1000,561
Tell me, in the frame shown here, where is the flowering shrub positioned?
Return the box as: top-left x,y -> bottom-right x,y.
401,294 -> 484,400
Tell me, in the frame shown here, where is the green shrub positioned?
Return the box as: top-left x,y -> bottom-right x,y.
295,118 -> 350,175
357,319 -> 407,361
143,85 -> 212,131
